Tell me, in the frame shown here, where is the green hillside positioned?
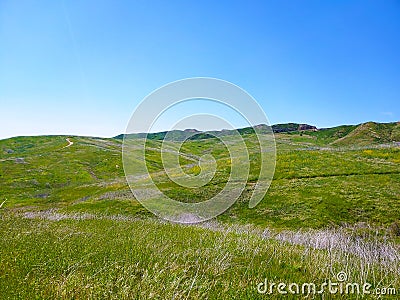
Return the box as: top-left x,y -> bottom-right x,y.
1,122 -> 399,298
117,122 -> 400,147
1,122 -> 399,228
330,122 -> 400,146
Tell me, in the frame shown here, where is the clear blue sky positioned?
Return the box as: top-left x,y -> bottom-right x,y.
1,0 -> 399,139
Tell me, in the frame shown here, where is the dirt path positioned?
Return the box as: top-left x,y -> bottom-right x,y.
0,200 -> 6,209
63,138 -> 74,148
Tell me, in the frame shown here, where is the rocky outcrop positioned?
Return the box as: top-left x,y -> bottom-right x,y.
272,123 -> 318,133
298,124 -> 318,131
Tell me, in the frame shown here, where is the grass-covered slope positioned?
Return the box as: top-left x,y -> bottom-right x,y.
1,123 -> 399,229
1,123 -> 399,299
1,214 -> 398,299
330,122 -> 400,146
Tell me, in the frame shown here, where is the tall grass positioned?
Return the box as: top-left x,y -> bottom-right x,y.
0,211 -> 398,299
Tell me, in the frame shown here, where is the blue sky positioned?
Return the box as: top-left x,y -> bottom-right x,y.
0,0 -> 399,139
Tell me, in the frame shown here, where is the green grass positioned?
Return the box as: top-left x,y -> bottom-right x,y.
1,123 -> 399,298
1,129 -> 399,228
0,214 -> 398,299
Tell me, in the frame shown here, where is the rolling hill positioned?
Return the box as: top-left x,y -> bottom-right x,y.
116,121 -> 400,146
1,121 -> 399,299
1,121 -> 399,228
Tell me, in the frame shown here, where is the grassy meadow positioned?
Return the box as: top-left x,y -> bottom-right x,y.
0,122 -> 399,299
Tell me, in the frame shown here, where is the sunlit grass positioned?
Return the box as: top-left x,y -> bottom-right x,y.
0,128 -> 399,298
0,214 -> 398,299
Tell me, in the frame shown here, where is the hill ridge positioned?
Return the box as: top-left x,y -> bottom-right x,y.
116,121 -> 399,145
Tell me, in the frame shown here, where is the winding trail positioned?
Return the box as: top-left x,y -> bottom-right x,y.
64,138 -> 73,148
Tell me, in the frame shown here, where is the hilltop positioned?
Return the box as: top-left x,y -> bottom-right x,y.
114,121 -> 400,147
115,123 -> 316,140
329,121 -> 400,146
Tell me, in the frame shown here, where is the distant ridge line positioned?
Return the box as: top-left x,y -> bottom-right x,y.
115,123 -> 318,140
115,121 -> 400,145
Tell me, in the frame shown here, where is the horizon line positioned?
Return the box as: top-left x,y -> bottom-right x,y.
2,120 -> 399,141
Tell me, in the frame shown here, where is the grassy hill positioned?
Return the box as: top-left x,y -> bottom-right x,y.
1,122 -> 399,298
330,122 -> 400,146
1,122 -> 399,227
117,121 -> 400,146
